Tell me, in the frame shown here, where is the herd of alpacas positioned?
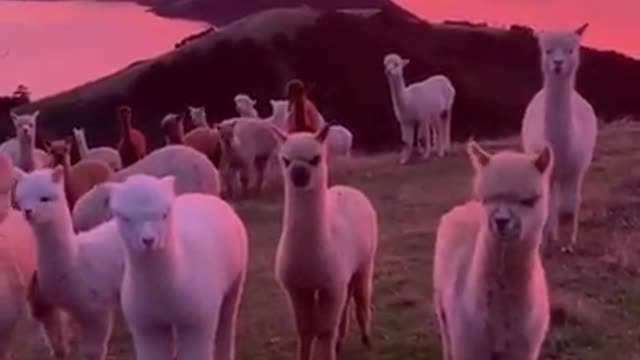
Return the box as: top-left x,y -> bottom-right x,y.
0,23 -> 596,360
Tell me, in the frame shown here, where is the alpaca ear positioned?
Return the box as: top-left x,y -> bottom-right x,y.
12,166 -> 24,184
251,99 -> 257,106
315,124 -> 331,143
533,146 -> 553,174
467,141 -> 491,169
31,110 -> 40,121
575,23 -> 589,37
269,124 -> 288,143
51,165 -> 64,184
159,176 -> 176,197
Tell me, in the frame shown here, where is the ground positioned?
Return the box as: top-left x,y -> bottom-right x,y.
11,121 -> 640,359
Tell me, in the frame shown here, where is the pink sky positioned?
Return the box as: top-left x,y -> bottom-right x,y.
0,0 -> 638,99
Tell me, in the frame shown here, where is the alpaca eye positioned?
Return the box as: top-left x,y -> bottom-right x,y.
162,212 -> 169,220
308,156 -> 321,166
40,196 -> 51,203
520,197 -> 539,208
545,49 -> 552,55
281,157 -> 291,167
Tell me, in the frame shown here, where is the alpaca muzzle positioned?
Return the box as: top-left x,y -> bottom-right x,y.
289,164 -> 310,188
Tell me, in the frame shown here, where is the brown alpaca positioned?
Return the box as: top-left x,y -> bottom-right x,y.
48,138 -> 113,210
116,106 -> 147,167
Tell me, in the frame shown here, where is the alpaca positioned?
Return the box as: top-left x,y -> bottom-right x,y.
234,94 -> 259,118
521,23 -> 597,254
0,111 -> 51,171
110,175 -> 247,360
326,125 -> 353,160
72,128 -> 122,171
48,138 -> 113,211
14,166 -> 125,360
383,54 -> 455,164
217,117 -> 278,198
186,106 -> 223,167
72,145 -> 221,232
0,154 -> 69,360
271,125 -> 378,360
160,113 -> 185,145
433,142 -> 552,360
116,106 -> 147,167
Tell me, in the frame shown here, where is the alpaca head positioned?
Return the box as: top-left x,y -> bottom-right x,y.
14,166 -> 67,224
11,111 -> 39,143
72,183 -> 114,232
468,142 -> 552,243
47,138 -> 73,166
537,23 -> 588,78
271,124 -> 330,191
72,127 -> 86,143
270,100 -> 289,117
109,175 -> 175,252
234,94 -> 257,117
217,119 -> 239,149
188,106 -> 207,127
383,53 -> 409,78
117,105 -> 132,124
160,113 -> 184,143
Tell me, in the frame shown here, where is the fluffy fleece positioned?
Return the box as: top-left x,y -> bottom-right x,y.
0,111 -> 50,171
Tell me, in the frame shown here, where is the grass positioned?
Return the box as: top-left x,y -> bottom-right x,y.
12,121 -> 640,359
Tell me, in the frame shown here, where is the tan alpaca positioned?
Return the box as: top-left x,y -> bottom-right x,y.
433,142 -> 552,360
271,125 -> 378,360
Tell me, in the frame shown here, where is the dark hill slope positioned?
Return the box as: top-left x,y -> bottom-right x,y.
15,7 -> 640,151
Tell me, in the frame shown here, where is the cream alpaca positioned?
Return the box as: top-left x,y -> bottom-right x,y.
110,175 -> 247,360
234,94 -> 259,118
0,154 -> 69,359
383,54 -> 455,164
272,125 -> 378,360
0,111 -> 50,171
218,117 -> 278,198
72,145 -> 221,232
14,167 -> 125,360
73,128 -> 123,171
433,142 -> 552,360
521,23 -> 597,253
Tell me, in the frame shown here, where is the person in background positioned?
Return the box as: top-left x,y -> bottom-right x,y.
285,79 -> 324,133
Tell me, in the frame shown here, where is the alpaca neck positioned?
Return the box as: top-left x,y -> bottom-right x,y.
17,136 -> 36,171
282,180 -> 330,251
387,73 -> 409,119
32,206 -> 79,292
76,135 -> 89,158
60,157 -> 76,208
468,227 -> 541,305
125,225 -> 185,290
543,73 -> 575,157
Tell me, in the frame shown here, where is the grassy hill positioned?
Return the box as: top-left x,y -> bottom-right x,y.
11,6 -> 640,152
9,121 -> 640,359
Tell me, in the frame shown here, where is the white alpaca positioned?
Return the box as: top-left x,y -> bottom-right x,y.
267,100 -> 289,130
217,117 -> 278,198
73,128 -> 123,171
0,111 -> 50,171
234,94 -> 259,118
271,125 -> 378,360
109,175 -> 247,360
0,154 -> 70,360
188,106 -> 209,128
14,166 -> 125,360
521,23 -> 597,253
383,54 -> 455,164
433,142 -> 552,360
71,145 -> 221,232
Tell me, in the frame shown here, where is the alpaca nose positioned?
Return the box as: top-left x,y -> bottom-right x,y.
494,218 -> 510,233
142,237 -> 155,248
23,208 -> 33,219
290,164 -> 310,188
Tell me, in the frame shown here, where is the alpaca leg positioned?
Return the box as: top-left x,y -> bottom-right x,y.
558,178 -> 582,254
315,286 -> 348,360
433,293 -> 451,360
399,124 -> 414,165
286,287 -> 316,360
542,183 -> 559,256
176,326 -> 215,360
27,275 -> 71,359
214,275 -> 244,360
253,155 -> 269,196
437,118 -> 446,157
76,309 -> 113,360
130,325 -> 174,360
239,166 -> 250,199
336,284 -> 353,355
442,109 -> 452,153
352,264 -> 373,348
421,122 -> 432,159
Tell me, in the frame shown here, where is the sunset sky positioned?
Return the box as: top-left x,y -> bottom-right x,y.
0,0 -> 638,99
